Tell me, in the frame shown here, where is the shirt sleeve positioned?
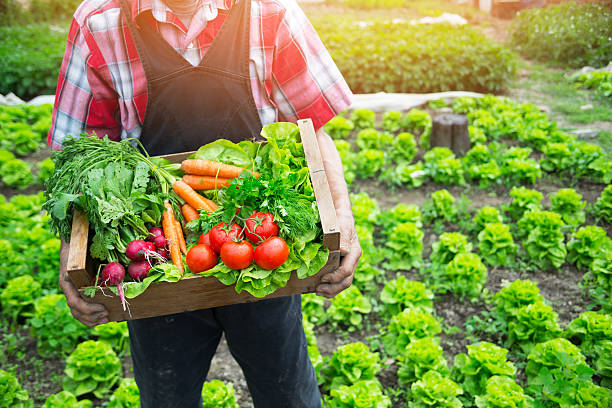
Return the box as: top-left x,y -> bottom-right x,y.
48,19 -> 121,150
270,1 -> 353,131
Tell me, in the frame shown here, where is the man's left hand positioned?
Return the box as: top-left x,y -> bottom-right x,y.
315,208 -> 361,298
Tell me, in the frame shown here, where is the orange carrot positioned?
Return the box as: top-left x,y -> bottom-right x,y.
172,180 -> 213,212
181,203 -> 200,222
182,174 -> 231,190
203,198 -> 218,211
174,219 -> 187,256
181,159 -> 259,178
162,201 -> 184,274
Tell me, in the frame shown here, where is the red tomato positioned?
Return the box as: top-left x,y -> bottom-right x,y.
209,223 -> 243,253
186,244 -> 218,273
244,212 -> 279,244
198,232 -> 211,246
254,237 -> 289,270
220,240 -> 254,270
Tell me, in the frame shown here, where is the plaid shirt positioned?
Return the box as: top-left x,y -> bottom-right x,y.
48,0 -> 352,149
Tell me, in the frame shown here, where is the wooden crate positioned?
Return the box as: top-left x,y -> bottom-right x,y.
65,119 -> 341,321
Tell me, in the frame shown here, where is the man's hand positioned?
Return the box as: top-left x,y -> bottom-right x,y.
316,209 -> 361,298
59,239 -> 109,327
314,127 -> 362,298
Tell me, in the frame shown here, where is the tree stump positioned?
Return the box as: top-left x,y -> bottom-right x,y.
430,113 -> 470,156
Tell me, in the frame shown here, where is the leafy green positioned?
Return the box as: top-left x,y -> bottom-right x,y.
582,251 -> 612,314
322,342 -> 381,391
452,342 -> 516,401
0,158 -> 34,188
493,280 -> 545,321
592,185 -> 612,223
324,116 -> 354,140
507,303 -> 562,354
349,109 -> 375,131
551,188 -> 586,226
504,187 -> 542,221
517,210 -> 566,270
201,379 -> 239,408
567,225 -> 612,271
43,391 -> 92,408
193,139 -> 253,169
29,294 -> 88,358
107,378 -> 139,408
325,380 -> 391,408
408,371 -> 463,408
0,369 -> 32,408
63,340 -> 122,399
380,276 -> 433,317
526,338 -> 610,408
423,189 -> 456,224
0,275 -> 42,322
425,148 -> 465,186
473,206 -> 504,233
434,252 -> 488,300
430,232 -> 472,266
302,293 -> 327,326
377,203 -> 422,236
563,311 -> 612,362
354,148 -> 385,179
355,129 -> 393,151
383,222 -> 424,271
397,337 -> 449,386
303,318 -> 324,385
92,321 -> 129,356
327,286 -> 371,331
382,308 -> 442,358
478,223 -> 517,267
474,376 -> 533,408
382,111 -> 402,133
350,192 -> 380,231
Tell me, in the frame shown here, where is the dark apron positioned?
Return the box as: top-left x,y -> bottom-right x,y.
118,0 -> 262,156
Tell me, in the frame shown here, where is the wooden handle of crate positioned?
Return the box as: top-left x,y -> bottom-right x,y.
66,210 -> 95,288
297,118 -> 341,252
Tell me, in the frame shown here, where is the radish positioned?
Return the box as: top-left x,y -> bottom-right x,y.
147,227 -> 164,242
128,261 -> 151,281
156,248 -> 169,260
154,235 -> 167,249
100,262 -> 125,286
100,262 -> 128,312
126,240 -> 154,261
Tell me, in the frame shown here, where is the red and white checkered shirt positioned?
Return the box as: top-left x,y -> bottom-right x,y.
48,0 -> 353,150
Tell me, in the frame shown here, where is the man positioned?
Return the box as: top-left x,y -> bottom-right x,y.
49,0 -> 361,406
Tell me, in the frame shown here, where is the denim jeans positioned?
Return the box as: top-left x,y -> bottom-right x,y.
127,295 -> 321,408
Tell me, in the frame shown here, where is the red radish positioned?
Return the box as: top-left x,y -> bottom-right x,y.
154,235 -> 167,248
128,261 -> 151,281
126,240 -> 154,261
100,262 -> 128,312
156,248 -> 170,260
100,262 -> 125,286
147,227 -> 164,242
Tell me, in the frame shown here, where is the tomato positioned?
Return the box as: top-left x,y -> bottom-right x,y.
254,237 -> 289,270
209,223 -> 243,253
220,240 -> 254,270
244,212 -> 279,244
198,232 -> 211,246
186,244 -> 218,273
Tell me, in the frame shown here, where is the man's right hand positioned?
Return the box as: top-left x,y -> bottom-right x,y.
59,239 -> 109,327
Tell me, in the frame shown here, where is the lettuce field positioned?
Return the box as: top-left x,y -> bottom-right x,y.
1,0 -> 612,407
1,92 -> 611,407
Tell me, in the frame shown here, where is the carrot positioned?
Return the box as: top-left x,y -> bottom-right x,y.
181,203 -> 200,222
182,174 -> 231,190
162,201 -> 184,274
203,198 -> 218,211
172,180 -> 214,212
181,159 -> 260,179
174,219 -> 187,256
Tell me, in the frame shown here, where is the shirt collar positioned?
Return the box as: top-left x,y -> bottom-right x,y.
131,0 -> 232,25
